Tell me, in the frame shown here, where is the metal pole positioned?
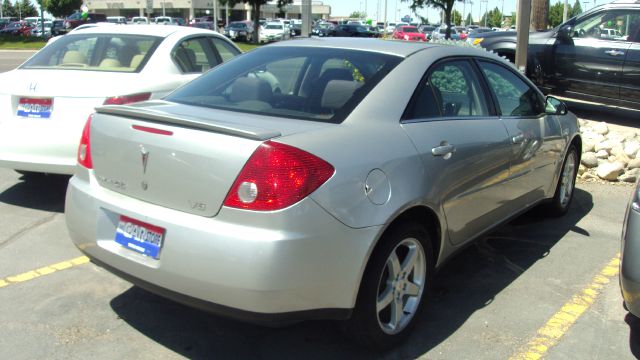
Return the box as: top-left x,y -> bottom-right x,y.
563,0 -> 568,22
462,0 -> 466,26
301,0 -> 311,37
162,1 -> 165,17
225,2 -> 229,28
213,1 -> 218,31
384,0 -> 387,37
515,0 -> 531,73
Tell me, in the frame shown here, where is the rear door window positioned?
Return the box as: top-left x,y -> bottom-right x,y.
405,59 -> 490,119
172,37 -> 222,73
211,37 -> 240,62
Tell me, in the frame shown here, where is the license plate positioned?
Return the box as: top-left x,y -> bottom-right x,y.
114,215 -> 164,259
17,98 -> 53,118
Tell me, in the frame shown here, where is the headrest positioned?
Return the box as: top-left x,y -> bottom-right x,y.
321,80 -> 362,110
230,77 -> 273,103
62,50 -> 87,64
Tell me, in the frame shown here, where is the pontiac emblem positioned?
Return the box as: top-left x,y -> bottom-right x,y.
140,145 -> 149,174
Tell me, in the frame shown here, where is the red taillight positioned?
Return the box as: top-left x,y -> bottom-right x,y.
103,92 -> 151,105
77,114 -> 93,169
223,141 -> 335,211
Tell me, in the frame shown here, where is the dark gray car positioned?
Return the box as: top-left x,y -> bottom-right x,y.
621,179 -> 640,318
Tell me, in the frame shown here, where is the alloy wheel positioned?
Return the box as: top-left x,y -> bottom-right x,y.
376,238 -> 427,335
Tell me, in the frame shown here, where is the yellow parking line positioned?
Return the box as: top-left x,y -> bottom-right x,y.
0,256 -> 90,289
509,254 -> 621,360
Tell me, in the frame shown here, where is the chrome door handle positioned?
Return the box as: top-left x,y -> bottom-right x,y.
512,134 -> 525,144
432,144 -> 456,157
604,49 -> 625,56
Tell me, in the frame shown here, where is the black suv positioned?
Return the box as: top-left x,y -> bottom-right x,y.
330,24 -> 377,37
468,0 -> 640,110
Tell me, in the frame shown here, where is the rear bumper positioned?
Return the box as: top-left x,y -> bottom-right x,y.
65,169 -> 381,322
0,96 -> 102,175
622,204 -> 640,317
0,123 -> 78,174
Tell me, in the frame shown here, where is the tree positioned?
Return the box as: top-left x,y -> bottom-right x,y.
571,0 -> 582,17
548,1 -> 564,28
480,7 -> 502,28
349,10 -> 366,19
452,9 -> 461,25
406,0 -> 464,39
46,0 -> 82,18
465,12 -> 472,26
2,0 -> 16,17
221,0 -> 293,44
531,0 -> 549,30
18,0 -> 38,17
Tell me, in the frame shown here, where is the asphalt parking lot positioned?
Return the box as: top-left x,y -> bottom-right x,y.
0,50 -> 638,359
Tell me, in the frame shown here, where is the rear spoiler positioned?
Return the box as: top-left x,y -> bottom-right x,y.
96,103 -> 281,141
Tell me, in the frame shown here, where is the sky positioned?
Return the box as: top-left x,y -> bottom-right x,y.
321,0 -> 612,23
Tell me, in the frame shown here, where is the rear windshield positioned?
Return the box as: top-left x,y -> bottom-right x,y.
402,27 -> 418,33
166,47 -> 402,123
20,34 -> 162,72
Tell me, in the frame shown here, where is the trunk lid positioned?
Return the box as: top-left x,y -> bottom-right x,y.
90,101 -> 331,217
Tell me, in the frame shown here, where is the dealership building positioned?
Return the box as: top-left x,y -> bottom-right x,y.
82,0 -> 331,23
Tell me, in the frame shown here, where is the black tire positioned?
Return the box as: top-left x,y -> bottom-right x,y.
344,222 -> 434,350
544,145 -> 578,217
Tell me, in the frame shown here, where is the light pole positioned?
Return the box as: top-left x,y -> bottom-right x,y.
213,0 -> 218,32
395,0 -> 397,22
162,0 -> 166,16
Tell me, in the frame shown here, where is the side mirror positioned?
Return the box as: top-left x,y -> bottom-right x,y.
545,96 -> 568,116
557,24 -> 573,42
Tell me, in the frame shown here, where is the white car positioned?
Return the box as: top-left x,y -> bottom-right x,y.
30,21 -> 52,37
259,22 -> 290,42
131,16 -> 149,24
0,25 -> 241,175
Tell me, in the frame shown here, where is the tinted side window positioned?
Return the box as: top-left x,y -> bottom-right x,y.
211,37 -> 240,62
406,60 -> 489,119
573,10 -> 640,42
172,37 -> 220,73
478,61 -> 544,117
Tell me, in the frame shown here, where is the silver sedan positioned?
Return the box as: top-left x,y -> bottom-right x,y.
65,38 -> 581,349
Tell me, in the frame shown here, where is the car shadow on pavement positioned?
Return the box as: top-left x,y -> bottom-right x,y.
109,188 -> 593,359
625,313 -> 640,359
0,174 -> 69,213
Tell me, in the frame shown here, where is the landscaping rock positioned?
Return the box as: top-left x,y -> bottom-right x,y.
581,152 -> 598,168
619,169 -> 640,183
596,161 -> 625,181
593,122 -> 609,135
626,141 -> 640,158
596,150 -> 609,159
595,140 -> 613,152
629,158 -> 640,170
